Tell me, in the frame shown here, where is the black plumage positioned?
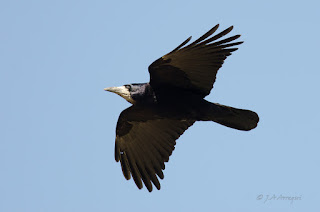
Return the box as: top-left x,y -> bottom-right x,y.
104,24 -> 259,192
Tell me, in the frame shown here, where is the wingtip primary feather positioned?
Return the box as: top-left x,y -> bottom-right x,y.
115,141 -> 120,162
187,24 -> 220,47
198,25 -> 235,46
168,36 -> 192,54
120,152 -> 131,180
125,150 -> 143,189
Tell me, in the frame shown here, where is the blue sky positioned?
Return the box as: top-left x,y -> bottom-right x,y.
1,0 -> 320,211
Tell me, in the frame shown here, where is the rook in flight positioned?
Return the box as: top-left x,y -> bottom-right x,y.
105,24 -> 259,192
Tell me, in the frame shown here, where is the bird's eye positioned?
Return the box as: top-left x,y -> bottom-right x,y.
124,84 -> 132,91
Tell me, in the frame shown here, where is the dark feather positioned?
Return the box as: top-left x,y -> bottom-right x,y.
114,105 -> 195,191
149,25 -> 243,98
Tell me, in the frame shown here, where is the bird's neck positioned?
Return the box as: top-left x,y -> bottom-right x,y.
131,83 -> 157,105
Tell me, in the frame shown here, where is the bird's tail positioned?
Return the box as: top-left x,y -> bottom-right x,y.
205,103 -> 259,131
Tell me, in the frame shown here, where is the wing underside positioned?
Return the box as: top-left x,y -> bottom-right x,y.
115,106 -> 195,192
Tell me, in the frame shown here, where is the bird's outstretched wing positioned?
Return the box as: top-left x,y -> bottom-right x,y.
115,105 -> 195,192
148,24 -> 243,98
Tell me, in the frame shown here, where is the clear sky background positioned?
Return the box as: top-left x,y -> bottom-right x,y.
1,0 -> 320,211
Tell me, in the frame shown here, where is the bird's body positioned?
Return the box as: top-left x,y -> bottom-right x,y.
105,24 -> 259,192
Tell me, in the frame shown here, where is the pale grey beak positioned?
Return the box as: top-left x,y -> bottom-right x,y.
104,86 -> 135,104
104,86 -> 121,93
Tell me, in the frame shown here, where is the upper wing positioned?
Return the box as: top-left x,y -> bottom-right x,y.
114,105 -> 195,192
148,24 -> 243,98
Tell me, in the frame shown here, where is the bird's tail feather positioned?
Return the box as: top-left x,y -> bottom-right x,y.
207,103 -> 259,131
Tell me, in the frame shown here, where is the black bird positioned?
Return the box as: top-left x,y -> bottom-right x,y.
105,24 -> 259,192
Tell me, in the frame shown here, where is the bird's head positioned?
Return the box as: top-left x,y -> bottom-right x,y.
104,83 -> 147,104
